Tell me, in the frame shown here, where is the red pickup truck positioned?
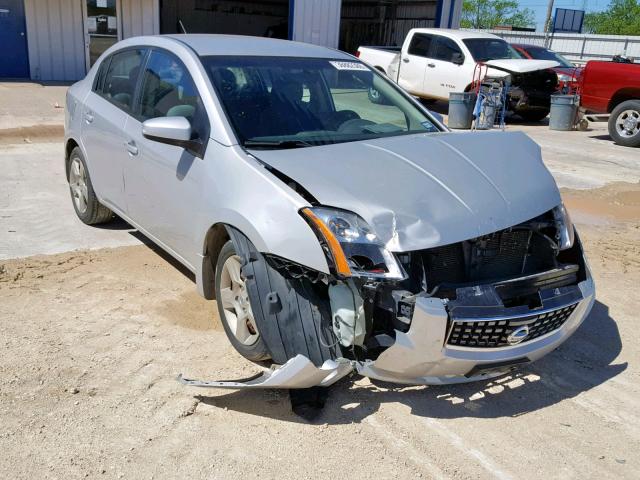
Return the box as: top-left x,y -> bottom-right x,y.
580,60 -> 640,147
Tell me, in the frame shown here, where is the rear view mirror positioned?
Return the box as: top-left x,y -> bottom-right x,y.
142,116 -> 204,158
452,53 -> 464,65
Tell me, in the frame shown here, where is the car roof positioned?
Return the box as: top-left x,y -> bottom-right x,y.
411,28 -> 502,40
163,34 -> 353,59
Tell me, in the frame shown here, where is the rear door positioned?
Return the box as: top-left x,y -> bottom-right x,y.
81,48 -> 146,211
424,35 -> 468,99
0,0 -> 29,77
124,49 -> 210,265
397,33 -> 433,96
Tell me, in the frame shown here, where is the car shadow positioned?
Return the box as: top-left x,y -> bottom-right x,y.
588,134 -> 614,143
196,300 -> 625,424
91,215 -> 133,231
128,230 -> 196,282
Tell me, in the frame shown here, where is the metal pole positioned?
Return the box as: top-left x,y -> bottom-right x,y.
543,0 -> 554,47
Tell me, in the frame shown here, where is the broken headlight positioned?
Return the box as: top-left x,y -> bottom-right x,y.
301,207 -> 405,280
553,203 -> 575,250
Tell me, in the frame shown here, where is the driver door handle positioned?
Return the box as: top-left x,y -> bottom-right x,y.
84,112 -> 94,123
428,63 -> 436,68
125,140 -> 138,156
402,57 -> 410,63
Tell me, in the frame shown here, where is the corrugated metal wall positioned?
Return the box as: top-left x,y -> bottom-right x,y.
121,0 -> 159,38
292,0 -> 341,49
24,0 -> 86,81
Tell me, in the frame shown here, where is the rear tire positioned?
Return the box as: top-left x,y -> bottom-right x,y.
608,100 -> 640,147
67,147 -> 113,225
215,241 -> 270,362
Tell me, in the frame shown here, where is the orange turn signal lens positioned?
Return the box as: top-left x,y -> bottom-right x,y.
301,208 -> 352,277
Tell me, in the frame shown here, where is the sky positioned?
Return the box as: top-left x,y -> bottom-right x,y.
517,0 -> 612,31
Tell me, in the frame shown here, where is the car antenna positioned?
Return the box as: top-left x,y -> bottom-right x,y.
178,19 -> 188,34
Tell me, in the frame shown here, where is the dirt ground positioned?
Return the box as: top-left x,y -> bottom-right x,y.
1,186 -> 639,479
1,84 -> 639,479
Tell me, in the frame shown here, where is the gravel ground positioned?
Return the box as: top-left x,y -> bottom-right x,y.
1,83 -> 639,479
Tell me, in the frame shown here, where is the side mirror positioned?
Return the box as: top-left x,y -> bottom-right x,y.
452,53 -> 464,65
142,116 -> 204,158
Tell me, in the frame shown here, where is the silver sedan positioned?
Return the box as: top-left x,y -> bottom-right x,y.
64,35 -> 595,389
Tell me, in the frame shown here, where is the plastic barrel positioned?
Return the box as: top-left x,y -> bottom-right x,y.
549,94 -> 579,131
448,92 -> 476,129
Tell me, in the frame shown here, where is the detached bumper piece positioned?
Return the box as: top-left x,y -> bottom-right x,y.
178,355 -> 353,390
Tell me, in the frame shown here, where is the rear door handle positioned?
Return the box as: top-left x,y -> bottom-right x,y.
125,140 -> 138,156
84,112 -> 94,123
402,57 -> 410,63
428,63 -> 436,68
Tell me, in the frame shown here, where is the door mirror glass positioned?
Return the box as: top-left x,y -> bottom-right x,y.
452,52 -> 465,65
142,116 -> 203,157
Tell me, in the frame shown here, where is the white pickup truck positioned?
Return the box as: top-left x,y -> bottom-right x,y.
357,28 -> 559,121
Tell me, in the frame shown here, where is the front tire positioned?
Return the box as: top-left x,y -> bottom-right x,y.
608,100 -> 640,147
215,241 -> 270,362
67,147 -> 113,225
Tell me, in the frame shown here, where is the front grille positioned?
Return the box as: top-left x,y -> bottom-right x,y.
447,303 -> 579,348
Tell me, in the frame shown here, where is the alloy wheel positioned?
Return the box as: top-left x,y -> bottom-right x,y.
219,255 -> 259,346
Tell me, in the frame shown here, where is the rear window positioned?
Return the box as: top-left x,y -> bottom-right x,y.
408,34 -> 433,57
522,47 -> 574,68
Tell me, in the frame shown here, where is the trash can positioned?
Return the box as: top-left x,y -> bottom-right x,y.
549,94 -> 579,131
448,92 -> 476,129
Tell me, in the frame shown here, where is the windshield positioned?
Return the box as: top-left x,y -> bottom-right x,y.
463,38 -> 521,62
520,46 -> 574,68
201,56 -> 440,148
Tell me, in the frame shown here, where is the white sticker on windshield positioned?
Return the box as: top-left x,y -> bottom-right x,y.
329,61 -> 369,71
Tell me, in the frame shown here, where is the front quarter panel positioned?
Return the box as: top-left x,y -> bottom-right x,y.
197,142 -> 329,274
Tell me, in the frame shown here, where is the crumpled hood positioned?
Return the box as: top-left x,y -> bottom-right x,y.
251,131 -> 561,252
484,59 -> 559,74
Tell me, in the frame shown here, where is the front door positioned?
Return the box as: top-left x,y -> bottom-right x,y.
83,0 -> 121,69
397,33 -> 433,97
424,35 -> 468,100
0,0 -> 29,78
124,49 -> 210,266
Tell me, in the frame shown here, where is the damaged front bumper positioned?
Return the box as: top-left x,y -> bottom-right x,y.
356,276 -> 594,384
181,274 -> 594,389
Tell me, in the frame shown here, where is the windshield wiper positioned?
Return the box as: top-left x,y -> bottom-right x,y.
243,139 -> 314,149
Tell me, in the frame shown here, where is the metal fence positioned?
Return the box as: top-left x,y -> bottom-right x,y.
466,29 -> 640,64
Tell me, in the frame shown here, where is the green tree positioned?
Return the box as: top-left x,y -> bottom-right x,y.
584,0 -> 640,35
461,0 -> 535,29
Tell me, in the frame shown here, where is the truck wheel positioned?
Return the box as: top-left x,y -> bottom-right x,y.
67,147 -> 113,225
215,241 -> 270,362
225,227 -> 339,367
609,100 -> 640,147
519,109 -> 550,122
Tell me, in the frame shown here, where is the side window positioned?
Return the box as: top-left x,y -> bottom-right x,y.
92,58 -> 109,93
407,34 -> 433,58
137,50 -> 209,139
100,49 -> 145,113
432,36 -> 464,63
139,50 -> 200,120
